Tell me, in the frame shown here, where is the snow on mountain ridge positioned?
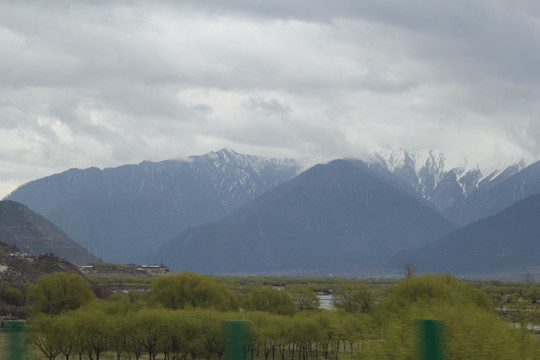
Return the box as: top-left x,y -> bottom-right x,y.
371,149 -> 448,193
368,149 -> 526,206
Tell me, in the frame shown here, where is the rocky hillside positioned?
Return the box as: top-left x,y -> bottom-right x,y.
0,240 -> 85,283
0,200 -> 100,264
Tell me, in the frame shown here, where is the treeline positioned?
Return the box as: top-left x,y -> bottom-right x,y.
475,279 -> 540,307
20,272 -> 540,359
32,306 -> 372,360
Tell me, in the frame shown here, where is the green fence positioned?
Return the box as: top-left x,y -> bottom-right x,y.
2,320 -> 29,360
416,319 -> 446,360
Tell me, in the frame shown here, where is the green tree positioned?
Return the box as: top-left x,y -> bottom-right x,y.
148,272 -> 238,311
339,312 -> 373,355
26,273 -> 95,315
156,310 -> 204,360
287,285 -> 320,311
104,312 -> 129,360
247,312 -> 281,360
381,273 -> 491,312
70,307 -> 112,360
311,311 -> 339,359
54,313 -> 77,360
290,313 -> 322,360
332,284 -> 374,313
1,286 -> 24,306
373,274 -> 540,360
525,285 -> 540,304
246,312 -> 291,360
198,310 -> 226,360
133,308 -> 169,360
30,314 -> 63,360
117,314 -> 144,360
244,285 -> 295,316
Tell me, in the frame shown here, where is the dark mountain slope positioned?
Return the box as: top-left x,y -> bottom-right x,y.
154,160 -> 456,274
0,200 -> 100,265
389,194 -> 540,274
5,149 -> 300,262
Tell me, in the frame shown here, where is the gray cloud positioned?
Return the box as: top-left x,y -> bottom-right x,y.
1,0 -> 540,197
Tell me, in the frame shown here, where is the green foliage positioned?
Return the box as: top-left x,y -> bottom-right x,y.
244,311 -> 293,360
30,314 -> 64,359
339,312 -> 374,354
148,272 -> 238,311
373,274 -> 540,359
373,302 -> 540,359
381,273 -> 491,312
287,285 -> 320,311
72,307 -> 112,359
333,284 -> 375,313
525,285 -> 540,303
1,287 -> 24,306
290,312 -> 322,357
25,274 -> 540,360
26,273 -> 95,315
198,309 -> 228,359
86,294 -> 142,315
243,285 -> 295,316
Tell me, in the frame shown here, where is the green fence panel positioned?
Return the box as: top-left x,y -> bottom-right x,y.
416,319 -> 446,360
2,321 -> 29,360
223,320 -> 252,360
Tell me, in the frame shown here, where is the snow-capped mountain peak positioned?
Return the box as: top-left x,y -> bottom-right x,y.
369,149 -> 525,211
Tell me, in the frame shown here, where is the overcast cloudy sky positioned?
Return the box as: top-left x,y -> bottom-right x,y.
2,0 -> 540,198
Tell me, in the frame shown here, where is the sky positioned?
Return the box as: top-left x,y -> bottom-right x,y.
2,0 -> 540,198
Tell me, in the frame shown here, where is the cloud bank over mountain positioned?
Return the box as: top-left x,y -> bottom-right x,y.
2,1 -> 540,196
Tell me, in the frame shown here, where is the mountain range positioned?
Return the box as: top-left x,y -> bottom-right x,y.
151,160 -> 455,274
5,149 -> 301,262
4,148 -> 540,277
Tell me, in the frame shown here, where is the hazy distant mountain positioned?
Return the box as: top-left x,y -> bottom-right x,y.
388,194 -> 540,274
370,150 -> 526,224
0,200 -> 100,264
153,160 -> 456,274
5,149 -> 301,262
